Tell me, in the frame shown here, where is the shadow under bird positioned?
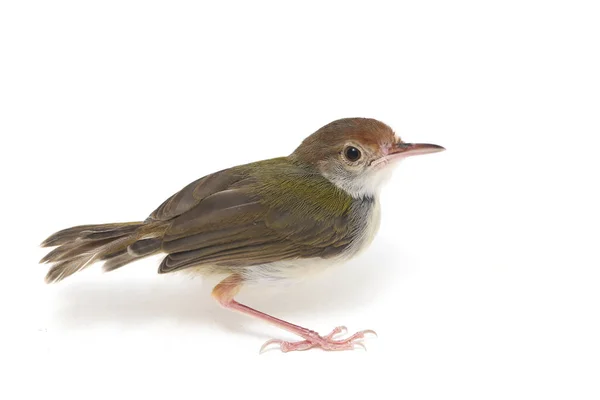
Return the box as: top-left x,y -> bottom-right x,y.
40,118 -> 444,352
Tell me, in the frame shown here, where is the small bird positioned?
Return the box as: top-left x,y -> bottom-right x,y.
40,117 -> 444,352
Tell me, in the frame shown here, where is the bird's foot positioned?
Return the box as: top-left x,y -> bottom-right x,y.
260,326 -> 377,353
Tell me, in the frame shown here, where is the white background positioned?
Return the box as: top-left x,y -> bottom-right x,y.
1,1 -> 599,399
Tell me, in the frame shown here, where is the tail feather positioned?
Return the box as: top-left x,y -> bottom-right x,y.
128,238 -> 162,257
39,238 -> 114,264
40,222 -> 146,247
102,237 -> 163,272
103,253 -> 144,272
45,255 -> 92,283
40,221 -> 166,283
82,225 -> 142,241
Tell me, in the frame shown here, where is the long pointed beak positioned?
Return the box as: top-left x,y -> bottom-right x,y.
390,142 -> 446,157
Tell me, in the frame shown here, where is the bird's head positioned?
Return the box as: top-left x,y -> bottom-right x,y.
291,118 -> 445,198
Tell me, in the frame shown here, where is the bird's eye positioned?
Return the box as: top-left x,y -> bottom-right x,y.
344,146 -> 362,162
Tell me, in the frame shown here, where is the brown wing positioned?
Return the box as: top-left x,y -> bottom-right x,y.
147,168 -> 247,222
148,162 -> 355,274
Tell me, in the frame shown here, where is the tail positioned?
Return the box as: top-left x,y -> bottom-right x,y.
40,221 -> 167,283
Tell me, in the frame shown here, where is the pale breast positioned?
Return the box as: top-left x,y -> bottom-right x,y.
342,196 -> 381,259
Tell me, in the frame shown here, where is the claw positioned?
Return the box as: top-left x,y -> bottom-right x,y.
338,329 -> 377,343
259,339 -> 282,354
353,341 -> 367,351
362,329 -> 378,338
259,326 -> 377,353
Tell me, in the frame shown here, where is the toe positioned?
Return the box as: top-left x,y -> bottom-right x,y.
280,340 -> 314,352
324,326 -> 348,339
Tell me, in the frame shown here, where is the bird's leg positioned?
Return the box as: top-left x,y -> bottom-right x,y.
211,274 -> 376,353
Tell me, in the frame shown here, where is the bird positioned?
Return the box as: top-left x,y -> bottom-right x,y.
40,117 -> 444,352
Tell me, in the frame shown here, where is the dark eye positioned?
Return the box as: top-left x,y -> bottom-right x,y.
344,146 -> 361,162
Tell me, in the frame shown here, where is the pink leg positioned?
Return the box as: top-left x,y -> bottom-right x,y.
212,274 -> 377,353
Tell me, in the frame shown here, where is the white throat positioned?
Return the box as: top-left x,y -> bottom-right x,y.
323,163 -> 398,199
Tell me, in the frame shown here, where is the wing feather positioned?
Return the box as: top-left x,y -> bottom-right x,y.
146,159 -> 356,274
